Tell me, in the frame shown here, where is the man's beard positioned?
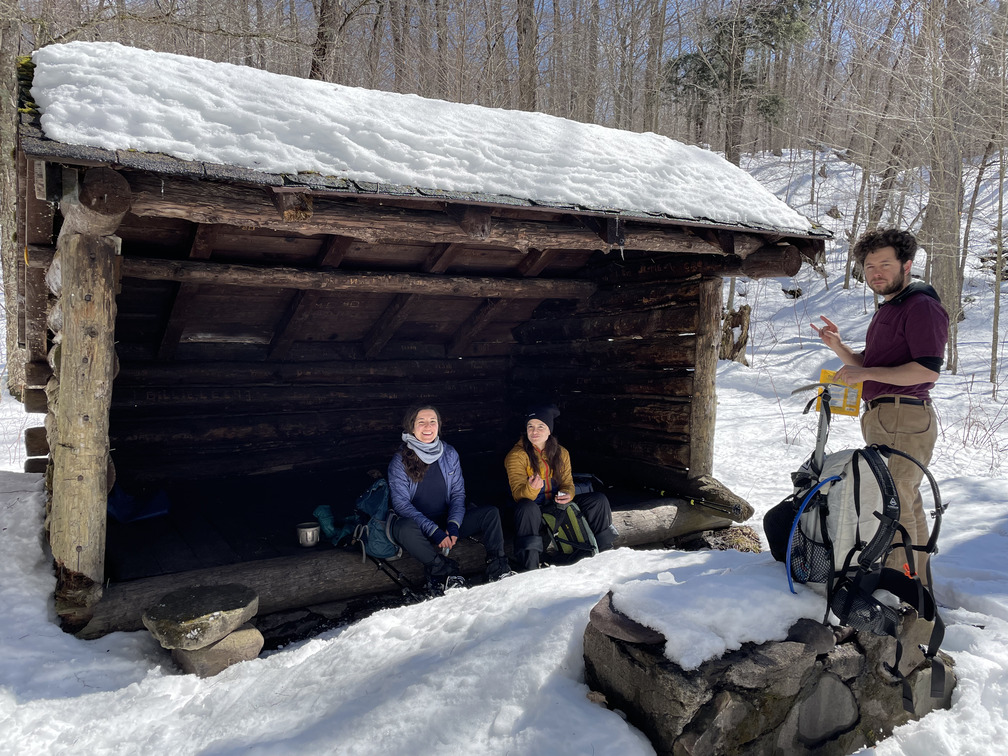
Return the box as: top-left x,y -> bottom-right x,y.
870,268 -> 907,297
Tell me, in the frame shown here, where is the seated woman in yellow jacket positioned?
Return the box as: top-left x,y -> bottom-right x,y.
504,404 -> 617,571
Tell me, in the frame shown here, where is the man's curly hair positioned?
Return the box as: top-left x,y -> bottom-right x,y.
851,228 -> 917,266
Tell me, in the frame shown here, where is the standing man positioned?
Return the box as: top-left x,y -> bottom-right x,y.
811,228 -> 948,586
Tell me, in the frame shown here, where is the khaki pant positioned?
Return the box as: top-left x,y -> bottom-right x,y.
861,398 -> 938,586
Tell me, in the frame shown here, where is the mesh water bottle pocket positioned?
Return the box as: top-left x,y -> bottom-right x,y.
788,526 -> 832,584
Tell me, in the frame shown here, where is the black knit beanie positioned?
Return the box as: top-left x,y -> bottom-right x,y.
525,404 -> 560,434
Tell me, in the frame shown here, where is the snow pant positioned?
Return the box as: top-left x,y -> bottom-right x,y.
861,398 -> 939,587
391,503 -> 508,579
511,491 -> 616,571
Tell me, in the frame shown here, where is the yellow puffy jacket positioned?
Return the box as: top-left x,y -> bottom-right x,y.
504,440 -> 575,503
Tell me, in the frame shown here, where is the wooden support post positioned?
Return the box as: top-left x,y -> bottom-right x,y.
49,166 -> 129,626
688,277 -> 721,478
50,234 -> 119,615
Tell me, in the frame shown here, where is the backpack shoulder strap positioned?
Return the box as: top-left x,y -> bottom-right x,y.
873,444 -> 945,554
852,446 -> 901,569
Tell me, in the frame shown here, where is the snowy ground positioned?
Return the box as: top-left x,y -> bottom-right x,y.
2,148 -> 1007,753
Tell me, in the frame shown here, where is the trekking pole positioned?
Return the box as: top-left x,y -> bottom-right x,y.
791,382 -> 840,476
367,555 -> 423,602
681,497 -> 746,520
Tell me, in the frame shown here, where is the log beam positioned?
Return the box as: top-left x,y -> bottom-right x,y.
75,500 -> 733,638
125,172 -> 785,255
24,426 -> 49,457
599,246 -> 801,284
105,254 -> 597,299
57,167 -> 131,241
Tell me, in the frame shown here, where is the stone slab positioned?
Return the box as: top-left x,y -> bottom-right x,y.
143,583 -> 259,650
172,623 -> 265,677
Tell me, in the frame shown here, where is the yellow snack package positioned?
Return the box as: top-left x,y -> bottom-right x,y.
817,369 -> 862,416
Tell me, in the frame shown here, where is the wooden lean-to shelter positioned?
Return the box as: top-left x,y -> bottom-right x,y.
8,42 -> 827,637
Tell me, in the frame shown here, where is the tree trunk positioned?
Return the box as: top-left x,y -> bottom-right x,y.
643,0 -> 668,133
923,0 -> 968,372
517,0 -> 538,111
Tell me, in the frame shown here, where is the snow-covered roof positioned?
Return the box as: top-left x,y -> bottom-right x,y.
29,41 -> 817,235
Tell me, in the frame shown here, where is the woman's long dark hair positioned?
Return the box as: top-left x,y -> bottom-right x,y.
521,431 -> 562,482
400,404 -> 442,483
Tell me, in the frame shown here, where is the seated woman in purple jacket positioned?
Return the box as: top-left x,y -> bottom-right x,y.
388,405 -> 512,593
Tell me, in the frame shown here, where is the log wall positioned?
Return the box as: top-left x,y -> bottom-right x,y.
511,258 -> 710,489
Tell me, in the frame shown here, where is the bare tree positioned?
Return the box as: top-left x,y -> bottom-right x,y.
919,0 -> 971,372
517,0 -> 538,110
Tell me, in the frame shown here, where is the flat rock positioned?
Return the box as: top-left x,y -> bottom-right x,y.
143,584 -> 259,650
589,591 -> 666,645
786,618 -> 836,655
172,623 -> 265,677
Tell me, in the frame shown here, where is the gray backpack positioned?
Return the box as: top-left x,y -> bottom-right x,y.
764,384 -> 947,711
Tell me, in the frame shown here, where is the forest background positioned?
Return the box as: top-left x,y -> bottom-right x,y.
1,0 -> 1006,391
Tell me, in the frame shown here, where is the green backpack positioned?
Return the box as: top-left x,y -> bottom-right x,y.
541,502 -> 598,561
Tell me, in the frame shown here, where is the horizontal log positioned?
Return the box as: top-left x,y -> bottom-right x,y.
111,378 -> 506,415
509,366 -> 693,397
560,396 -> 692,433
582,279 -> 702,313
513,305 -> 696,344
24,457 -> 49,474
58,167 -> 131,240
287,338 -> 515,362
114,357 -> 510,386
23,388 -> 48,414
74,499 -> 733,638
24,426 -> 49,457
123,256 -> 597,300
25,360 -> 53,389
24,268 -> 48,365
596,246 -> 800,284
736,244 -> 802,278
513,335 -> 697,369
27,245 -> 595,300
569,435 -> 692,471
123,172 -> 751,255
127,172 -> 604,250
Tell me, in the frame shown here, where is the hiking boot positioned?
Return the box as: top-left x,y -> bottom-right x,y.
486,555 -> 516,582
595,524 -> 619,552
424,554 -> 462,596
444,575 -> 467,592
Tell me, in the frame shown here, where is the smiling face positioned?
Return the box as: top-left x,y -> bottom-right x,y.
526,419 -> 551,451
863,245 -> 912,299
412,408 -> 440,444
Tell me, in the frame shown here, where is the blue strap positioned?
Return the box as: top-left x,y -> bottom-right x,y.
785,475 -> 841,594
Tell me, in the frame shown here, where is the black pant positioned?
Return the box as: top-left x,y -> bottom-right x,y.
512,491 -> 615,570
391,503 -> 506,567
